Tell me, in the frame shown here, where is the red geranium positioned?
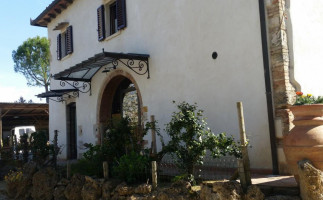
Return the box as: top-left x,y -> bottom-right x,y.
296,91 -> 303,96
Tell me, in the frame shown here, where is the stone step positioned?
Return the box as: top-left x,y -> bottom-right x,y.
258,184 -> 299,197
251,175 -> 299,197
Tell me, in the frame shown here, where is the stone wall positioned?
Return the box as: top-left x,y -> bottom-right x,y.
265,0 -> 295,174
5,162 -> 268,200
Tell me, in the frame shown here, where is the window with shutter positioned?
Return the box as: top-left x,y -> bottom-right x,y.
57,25 -> 73,60
116,0 -> 126,30
97,0 -> 127,41
66,26 -> 73,55
97,5 -> 106,41
57,34 -> 62,60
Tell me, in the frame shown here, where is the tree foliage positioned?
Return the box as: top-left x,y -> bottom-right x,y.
82,117 -> 148,178
12,36 -> 50,93
160,101 -> 242,175
15,96 -> 33,103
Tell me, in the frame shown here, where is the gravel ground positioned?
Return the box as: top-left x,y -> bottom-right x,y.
0,181 -> 8,200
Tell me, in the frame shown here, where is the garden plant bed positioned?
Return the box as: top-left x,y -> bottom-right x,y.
2,161 -> 302,200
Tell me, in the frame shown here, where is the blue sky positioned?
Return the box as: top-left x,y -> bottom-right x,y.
0,0 -> 53,103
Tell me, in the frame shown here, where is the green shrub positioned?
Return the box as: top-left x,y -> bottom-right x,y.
113,151 -> 150,184
172,173 -> 196,185
71,159 -> 101,177
82,117 -> 148,178
30,131 -> 53,167
161,101 -> 242,176
17,134 -> 29,163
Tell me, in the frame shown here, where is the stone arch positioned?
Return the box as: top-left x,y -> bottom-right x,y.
96,70 -> 143,144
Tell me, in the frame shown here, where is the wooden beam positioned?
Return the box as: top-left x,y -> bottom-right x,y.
0,109 -> 2,148
44,18 -> 51,22
54,8 -> 62,14
3,113 -> 48,117
1,110 -> 10,118
49,13 -> 56,18
0,105 -> 48,109
0,118 -> 2,148
59,4 -> 67,9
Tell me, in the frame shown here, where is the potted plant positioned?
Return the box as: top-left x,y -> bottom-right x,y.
283,91 -> 323,182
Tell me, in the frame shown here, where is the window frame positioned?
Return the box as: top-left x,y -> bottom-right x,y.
97,0 -> 127,41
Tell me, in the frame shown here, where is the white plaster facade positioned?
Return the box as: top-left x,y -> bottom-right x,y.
287,0 -> 323,96
39,0 -> 275,171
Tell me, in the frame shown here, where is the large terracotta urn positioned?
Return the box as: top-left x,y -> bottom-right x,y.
283,104 -> 323,182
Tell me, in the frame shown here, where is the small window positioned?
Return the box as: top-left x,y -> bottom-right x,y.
57,25 -> 73,60
97,0 -> 127,41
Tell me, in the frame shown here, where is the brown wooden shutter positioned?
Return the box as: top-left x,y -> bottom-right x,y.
116,0 -> 126,30
97,5 -> 106,41
57,34 -> 62,60
66,26 -> 73,55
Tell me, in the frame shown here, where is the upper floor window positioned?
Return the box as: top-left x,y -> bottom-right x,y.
97,0 -> 127,41
57,25 -> 73,60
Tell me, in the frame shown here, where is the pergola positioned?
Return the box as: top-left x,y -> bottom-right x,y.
0,103 -> 49,147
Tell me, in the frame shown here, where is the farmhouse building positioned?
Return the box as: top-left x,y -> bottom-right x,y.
31,0 -> 323,175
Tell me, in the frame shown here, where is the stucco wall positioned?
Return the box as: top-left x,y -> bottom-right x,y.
287,0 -> 323,96
47,0 -> 273,170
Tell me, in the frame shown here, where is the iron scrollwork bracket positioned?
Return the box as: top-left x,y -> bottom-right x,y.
60,80 -> 92,95
112,58 -> 150,79
48,91 -> 79,103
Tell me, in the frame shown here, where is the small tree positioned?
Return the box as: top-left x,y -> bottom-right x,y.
12,36 -> 50,96
161,101 -> 241,176
15,96 -> 33,103
30,131 -> 53,167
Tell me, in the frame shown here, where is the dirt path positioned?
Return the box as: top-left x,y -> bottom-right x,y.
0,181 -> 8,200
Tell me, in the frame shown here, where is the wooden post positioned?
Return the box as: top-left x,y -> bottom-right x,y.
0,117 -> 2,149
67,161 -> 71,179
103,161 -> 109,180
152,161 -> 157,189
0,109 -> 2,149
150,115 -> 157,155
238,159 -> 248,192
236,102 -> 252,191
53,130 -> 58,169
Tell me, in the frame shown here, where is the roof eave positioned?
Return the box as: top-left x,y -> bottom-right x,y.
30,0 -> 74,27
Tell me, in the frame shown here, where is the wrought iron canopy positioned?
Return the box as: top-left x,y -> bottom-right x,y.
36,89 -> 79,102
53,51 -> 150,82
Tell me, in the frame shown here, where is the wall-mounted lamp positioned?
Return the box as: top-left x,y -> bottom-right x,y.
102,65 -> 116,73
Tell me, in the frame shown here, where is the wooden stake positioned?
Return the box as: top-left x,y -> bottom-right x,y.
53,130 -> 58,169
67,161 -> 71,179
237,102 -> 252,191
152,161 -> 157,189
150,115 -> 157,155
103,161 -> 109,180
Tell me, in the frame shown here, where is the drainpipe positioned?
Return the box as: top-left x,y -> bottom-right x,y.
258,0 -> 279,175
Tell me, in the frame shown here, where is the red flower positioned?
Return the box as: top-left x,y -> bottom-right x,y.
296,91 -> 303,96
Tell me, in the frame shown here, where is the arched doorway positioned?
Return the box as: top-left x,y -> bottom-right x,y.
98,74 -> 142,144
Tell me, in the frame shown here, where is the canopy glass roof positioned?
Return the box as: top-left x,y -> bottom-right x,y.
53,51 -> 150,82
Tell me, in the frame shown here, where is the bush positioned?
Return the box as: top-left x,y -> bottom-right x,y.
113,151 -> 150,184
70,159 -> 101,177
82,117 -> 148,178
161,101 -> 242,176
17,134 -> 29,163
30,131 -> 54,167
